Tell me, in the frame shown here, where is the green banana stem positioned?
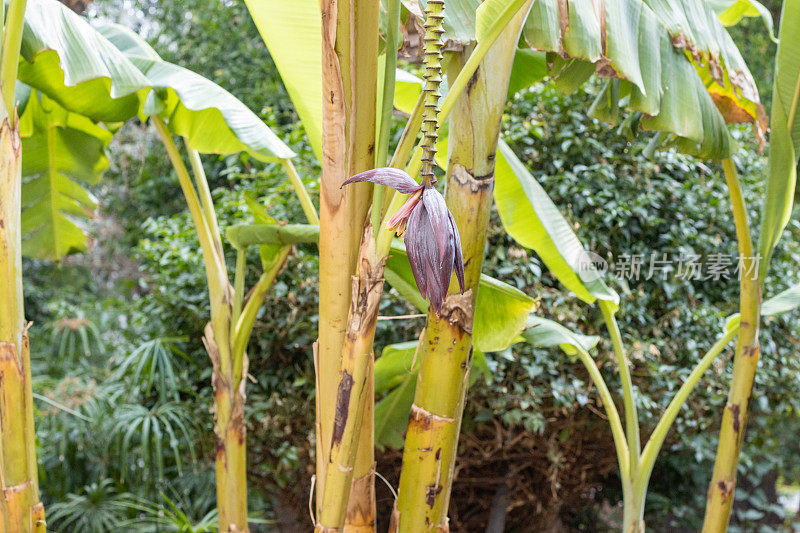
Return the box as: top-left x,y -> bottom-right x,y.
393,2 -> 533,529
702,159 -> 761,532
0,0 -> 26,117
156,118 -> 251,531
281,158 -> 319,225
636,325 -> 739,501
0,4 -> 44,529
0,112 -> 45,533
315,0 -> 380,529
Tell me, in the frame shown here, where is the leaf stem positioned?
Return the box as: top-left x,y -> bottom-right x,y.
570,334 -> 630,478
231,247 -> 246,330
702,158 -> 761,532
231,246 -> 290,383
376,0 -> 401,166
599,300 -> 640,479
280,158 -> 319,224
187,146 -> 224,257
0,0 -> 26,118
372,0 -> 402,231
153,117 -> 229,374
636,324 -> 739,496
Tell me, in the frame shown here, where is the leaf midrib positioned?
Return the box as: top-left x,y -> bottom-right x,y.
786,68 -> 800,135
46,124 -> 58,259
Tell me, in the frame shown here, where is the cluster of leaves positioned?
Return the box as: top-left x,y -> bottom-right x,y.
480,82 -> 800,529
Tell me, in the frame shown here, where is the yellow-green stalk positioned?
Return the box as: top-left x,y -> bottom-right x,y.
156,122 -> 292,532
316,0 -> 379,529
0,1 -> 45,530
0,114 -> 45,533
702,159 -> 761,532
393,4 -> 532,530
317,226 -> 383,532
155,119 -> 247,531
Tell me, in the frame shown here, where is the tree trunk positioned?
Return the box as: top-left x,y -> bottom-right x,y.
316,0 -> 378,530
0,116 -> 45,532
702,159 -> 761,532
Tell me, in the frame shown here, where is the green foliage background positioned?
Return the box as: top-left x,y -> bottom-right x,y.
21,0 -> 800,531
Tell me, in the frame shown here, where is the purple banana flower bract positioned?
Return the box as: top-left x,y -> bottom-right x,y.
341,167 -> 423,194
341,167 -> 465,314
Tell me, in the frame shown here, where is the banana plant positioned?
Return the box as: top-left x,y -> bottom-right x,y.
95,23 -> 318,532
0,0 -> 153,529
1,0 -> 312,527
242,0 -> 774,531
702,2 -> 800,530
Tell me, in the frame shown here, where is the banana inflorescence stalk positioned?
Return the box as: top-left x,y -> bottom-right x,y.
419,0 -> 444,187
393,2 -> 533,530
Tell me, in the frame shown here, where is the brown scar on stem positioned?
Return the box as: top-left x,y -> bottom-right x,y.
438,290 -> 474,334
451,164 -> 493,193
425,483 -> 443,508
408,404 -> 454,432
465,65 -> 480,95
331,370 -> 354,446
743,344 -> 759,358
727,402 -> 741,434
716,480 -> 736,501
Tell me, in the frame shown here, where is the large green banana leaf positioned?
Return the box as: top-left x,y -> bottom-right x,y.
98,23 -> 294,162
707,0 -> 776,40
243,0 -> 322,158
20,91 -> 111,260
520,315 -> 600,356
434,0 -> 531,44
494,140 -> 619,306
523,0 -> 763,159
757,0 -> 800,279
762,282 -> 800,317
18,0 -> 150,122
